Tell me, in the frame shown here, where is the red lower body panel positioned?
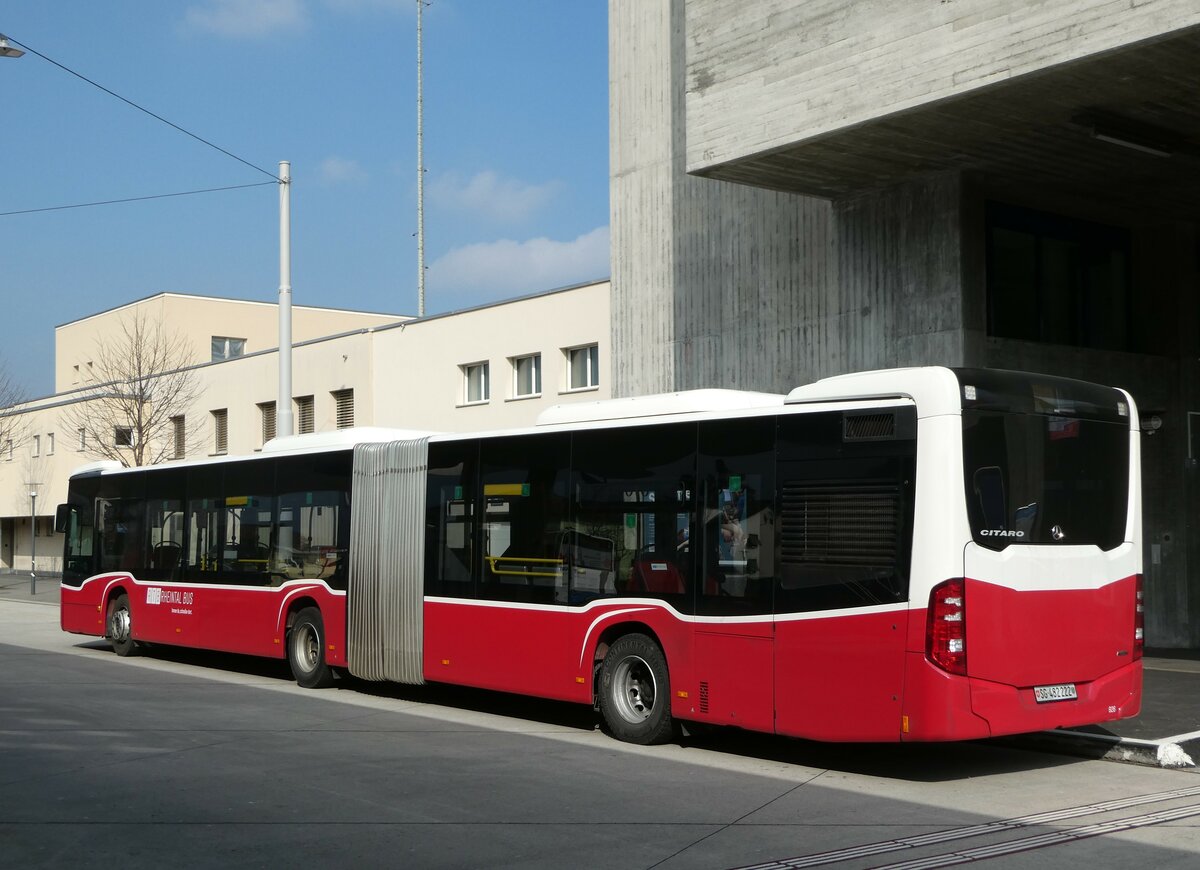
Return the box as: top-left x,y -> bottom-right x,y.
62,578 -> 1142,744
59,575 -> 348,667
775,609 -> 908,742
422,599 -> 693,707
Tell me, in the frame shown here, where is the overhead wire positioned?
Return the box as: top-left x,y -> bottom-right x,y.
0,182 -> 278,217
1,33 -> 282,218
7,35 -> 281,182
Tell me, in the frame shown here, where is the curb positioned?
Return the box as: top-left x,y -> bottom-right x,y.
1000,729 -> 1196,769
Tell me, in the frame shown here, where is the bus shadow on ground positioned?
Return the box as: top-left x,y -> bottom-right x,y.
88,641 -> 1089,782
79,640 -> 299,682
357,673 -> 1091,781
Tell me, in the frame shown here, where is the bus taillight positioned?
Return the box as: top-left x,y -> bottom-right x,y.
927,578 -> 967,676
1134,574 -> 1144,661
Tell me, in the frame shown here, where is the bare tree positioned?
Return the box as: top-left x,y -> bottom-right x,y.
60,312 -> 203,467
0,362 -> 27,458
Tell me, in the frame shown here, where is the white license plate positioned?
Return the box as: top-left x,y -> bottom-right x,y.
1033,683 -> 1078,703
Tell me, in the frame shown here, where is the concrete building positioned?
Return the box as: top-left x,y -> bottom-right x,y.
53,293 -> 407,394
610,1 -> 1200,646
0,282 -> 609,575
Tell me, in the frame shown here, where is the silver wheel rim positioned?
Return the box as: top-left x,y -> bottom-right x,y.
109,605 -> 131,643
611,654 -> 656,724
292,623 -> 320,674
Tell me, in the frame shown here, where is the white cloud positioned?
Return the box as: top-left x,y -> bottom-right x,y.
429,171 -> 562,225
428,226 -> 610,300
183,0 -> 309,38
319,156 -> 367,184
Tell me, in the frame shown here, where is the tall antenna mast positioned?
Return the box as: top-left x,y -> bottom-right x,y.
416,0 -> 427,317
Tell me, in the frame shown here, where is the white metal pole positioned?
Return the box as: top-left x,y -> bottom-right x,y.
416,0 -> 426,317
29,491 -> 36,595
277,160 -> 295,438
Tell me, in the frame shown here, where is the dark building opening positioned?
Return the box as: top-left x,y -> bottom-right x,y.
986,202 -> 1133,351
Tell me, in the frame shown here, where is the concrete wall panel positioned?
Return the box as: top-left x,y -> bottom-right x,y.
685,0 -> 1200,173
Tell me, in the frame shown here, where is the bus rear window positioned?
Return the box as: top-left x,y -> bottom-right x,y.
962,411 -> 1128,551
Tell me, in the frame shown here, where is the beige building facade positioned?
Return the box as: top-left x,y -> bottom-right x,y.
0,281 -> 610,574
54,292 -> 406,394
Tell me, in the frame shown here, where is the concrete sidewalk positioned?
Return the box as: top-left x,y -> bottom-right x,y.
0,572 -> 60,606
1024,651 -> 1200,769
2,576 -> 1194,769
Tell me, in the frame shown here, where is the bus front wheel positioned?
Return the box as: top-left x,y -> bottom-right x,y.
288,607 -> 335,689
107,593 -> 138,657
598,633 -> 675,745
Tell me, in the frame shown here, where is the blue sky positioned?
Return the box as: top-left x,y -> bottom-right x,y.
1,1 -> 610,398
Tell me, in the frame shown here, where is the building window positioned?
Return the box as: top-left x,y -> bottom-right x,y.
566,344 -> 600,390
211,336 -> 246,362
171,415 -> 186,460
114,427 -> 134,448
332,389 -> 354,429
212,409 -> 228,455
295,395 -> 315,434
463,362 -> 490,404
5,439 -> 12,461
258,401 -> 277,445
47,433 -> 54,456
511,354 -> 541,398
72,364 -> 80,384
986,202 -> 1133,351
32,435 -> 40,458
77,428 -> 86,451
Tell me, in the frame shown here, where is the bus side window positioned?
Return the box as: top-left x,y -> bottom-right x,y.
60,499 -> 96,587
697,417 -> 776,617
571,422 -> 697,611
425,440 -> 478,598
218,459 -> 277,587
144,498 -> 184,581
97,497 -> 146,575
775,409 -> 916,614
478,433 -> 571,605
143,468 -> 186,582
276,493 -> 347,587
275,452 -> 352,590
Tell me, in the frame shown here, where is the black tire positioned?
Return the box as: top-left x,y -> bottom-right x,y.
288,607 -> 335,689
598,633 -> 675,745
107,593 -> 138,657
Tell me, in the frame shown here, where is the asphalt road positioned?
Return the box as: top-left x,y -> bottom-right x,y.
3,600 -> 1200,870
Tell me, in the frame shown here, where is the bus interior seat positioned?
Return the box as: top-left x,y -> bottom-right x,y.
151,542 -> 182,571
629,558 -> 685,595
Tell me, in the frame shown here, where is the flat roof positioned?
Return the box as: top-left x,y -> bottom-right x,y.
55,291 -> 410,330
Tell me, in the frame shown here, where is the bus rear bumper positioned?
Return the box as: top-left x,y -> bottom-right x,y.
901,652 -> 1142,741
969,660 -> 1142,737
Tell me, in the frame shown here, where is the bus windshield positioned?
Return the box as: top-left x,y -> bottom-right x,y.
962,410 -> 1129,551
955,367 -> 1130,551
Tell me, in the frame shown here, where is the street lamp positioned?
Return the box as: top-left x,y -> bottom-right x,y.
29,490 -> 37,595
0,34 -> 25,59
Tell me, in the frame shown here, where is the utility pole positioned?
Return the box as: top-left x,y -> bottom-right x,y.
416,0 -> 427,317
277,160 -> 294,438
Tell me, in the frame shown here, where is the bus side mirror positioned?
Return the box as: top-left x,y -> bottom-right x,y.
54,504 -> 71,534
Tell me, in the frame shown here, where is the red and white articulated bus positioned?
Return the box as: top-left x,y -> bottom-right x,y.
59,367 -> 1143,744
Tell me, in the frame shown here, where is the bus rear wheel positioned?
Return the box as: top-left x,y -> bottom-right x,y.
599,633 -> 675,745
288,607 -> 335,689
107,593 -> 138,657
